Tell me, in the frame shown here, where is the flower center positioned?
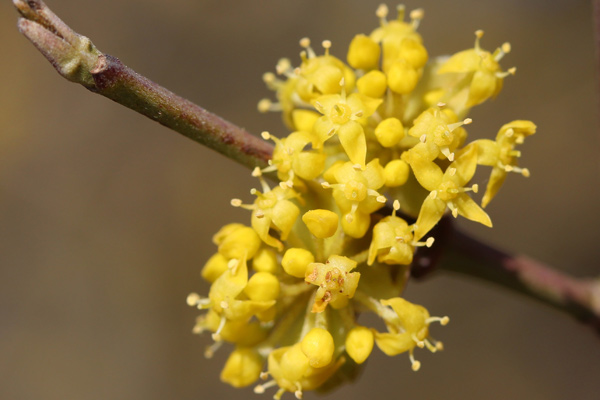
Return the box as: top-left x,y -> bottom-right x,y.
329,102 -> 353,125
344,180 -> 367,202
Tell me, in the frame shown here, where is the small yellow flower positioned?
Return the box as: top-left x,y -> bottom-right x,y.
305,255 -> 360,313
313,89 -> 382,168
324,159 -> 387,238
220,348 -> 264,387
464,120 -> 536,207
373,297 -> 448,371
410,144 -> 491,240
368,201 -> 434,265
438,30 -> 515,108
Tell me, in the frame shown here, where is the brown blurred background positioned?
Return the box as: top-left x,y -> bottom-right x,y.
1,0 -> 599,399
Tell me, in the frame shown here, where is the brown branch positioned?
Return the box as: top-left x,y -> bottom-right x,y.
13,0 -> 273,170
414,218 -> 600,335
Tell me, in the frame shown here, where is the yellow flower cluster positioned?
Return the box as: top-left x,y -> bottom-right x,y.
190,4 -> 536,398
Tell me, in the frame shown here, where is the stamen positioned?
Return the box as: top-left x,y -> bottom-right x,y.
252,167 -> 263,177
254,379 -> 277,394
425,237 -> 435,247
376,4 -> 389,23
448,202 -> 459,218
448,167 -> 457,176
321,181 -> 331,189
186,292 -> 200,306
424,338 -> 438,353
261,131 -> 271,140
412,333 -> 425,348
204,340 -> 222,359
410,8 -> 424,29
409,350 -> 421,371
230,198 -> 242,207
426,316 -> 450,326
257,98 -> 273,113
376,195 -> 387,203
441,147 -> 454,162
276,58 -> 291,75
322,40 -> 332,56
211,314 -> 227,341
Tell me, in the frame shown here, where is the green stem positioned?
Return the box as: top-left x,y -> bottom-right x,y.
13,0 -> 273,170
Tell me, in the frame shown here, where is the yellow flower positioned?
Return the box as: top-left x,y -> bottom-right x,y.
438,30 -> 515,108
465,120 -> 536,207
261,130 -> 326,185
368,201 -> 434,266
410,144 -> 491,240
305,255 -> 360,312
373,297 -> 448,371
312,89 -> 382,168
323,159 -> 387,238
231,173 -> 301,251
407,105 -> 470,162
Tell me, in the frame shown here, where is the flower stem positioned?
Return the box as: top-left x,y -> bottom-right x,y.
13,0 -> 273,170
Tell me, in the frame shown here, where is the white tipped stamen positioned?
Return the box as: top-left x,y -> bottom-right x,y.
186,293 -> 200,306
441,147 -> 454,162
522,168 -> 530,177
393,200 -> 401,211
204,340 -> 222,359
410,351 -> 421,371
472,184 -> 479,193
412,333 -> 425,348
261,131 -> 271,140
376,4 -> 389,21
299,37 -> 310,48
257,99 -> 272,113
425,237 -> 435,247
230,198 -> 242,207
322,40 -> 332,56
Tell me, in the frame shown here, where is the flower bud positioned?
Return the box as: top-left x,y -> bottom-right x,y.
220,348 -> 263,387
345,326 -> 374,364
302,209 -> 339,238
301,328 -> 335,368
282,248 -> 315,278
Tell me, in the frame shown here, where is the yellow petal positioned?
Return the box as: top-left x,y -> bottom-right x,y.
455,193 -> 492,227
414,195 -> 446,240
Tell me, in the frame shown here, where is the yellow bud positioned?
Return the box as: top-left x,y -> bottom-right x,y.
345,326 -> 374,364
252,247 -> 279,274
217,225 -> 261,260
244,272 -> 280,301
301,328 -> 335,368
356,70 -> 387,98
341,211 -> 370,239
374,117 -> 404,148
201,253 -> 229,283
282,248 -> 315,278
384,159 -> 410,187
387,60 -> 419,94
399,38 -> 428,68
291,109 -> 320,132
347,34 -> 381,70
302,209 -> 339,238
280,344 -> 310,382
220,348 -> 263,388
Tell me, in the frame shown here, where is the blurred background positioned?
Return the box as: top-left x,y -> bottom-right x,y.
1,0 -> 599,399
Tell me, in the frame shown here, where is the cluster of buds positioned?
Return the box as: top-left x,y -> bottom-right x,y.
189,4 -> 536,399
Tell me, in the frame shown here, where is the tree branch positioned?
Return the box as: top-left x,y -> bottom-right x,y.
413,217 -> 600,335
14,0 -> 600,336
13,0 -> 273,170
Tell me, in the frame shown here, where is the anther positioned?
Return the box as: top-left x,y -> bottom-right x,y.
299,37 -> 310,48
393,200 -> 401,211
448,167 -> 457,176
230,198 -> 242,207
376,195 -> 387,203
475,29 -> 484,39
425,237 -> 435,247
261,131 -> 271,140
376,4 -> 389,20
252,167 -> 263,177
186,293 -> 200,306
